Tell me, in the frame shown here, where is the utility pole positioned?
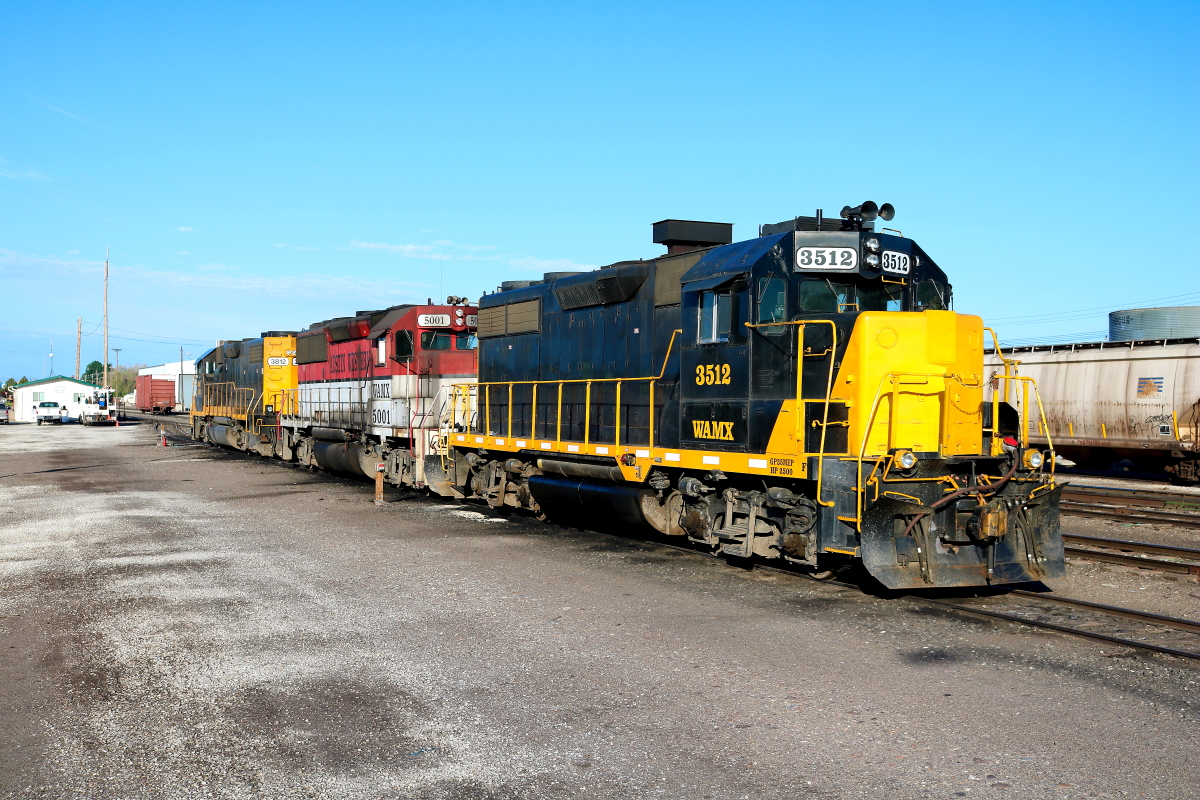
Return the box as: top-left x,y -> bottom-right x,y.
113,348 -> 121,372
48,340 -> 54,377
75,317 -> 82,379
103,248 -> 110,389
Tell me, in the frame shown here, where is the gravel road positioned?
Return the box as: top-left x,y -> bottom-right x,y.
1,422 -> 1197,799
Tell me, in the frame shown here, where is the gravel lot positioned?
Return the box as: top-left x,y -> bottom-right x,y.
1,422 -> 1197,799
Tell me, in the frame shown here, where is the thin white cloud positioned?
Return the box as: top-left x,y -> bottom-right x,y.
0,165 -> 49,181
508,256 -> 594,273
176,226 -> 194,232
177,251 -> 190,255
0,249 -> 431,300
350,240 -> 436,255
348,239 -> 500,262
27,95 -> 98,126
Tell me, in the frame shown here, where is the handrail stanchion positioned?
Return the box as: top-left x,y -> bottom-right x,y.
649,380 -> 655,448
584,381 -> 591,449
531,383 -> 538,441
1021,379 -> 1030,448
614,380 -> 621,449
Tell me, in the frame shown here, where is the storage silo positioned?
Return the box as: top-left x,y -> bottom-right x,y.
1108,306 -> 1200,341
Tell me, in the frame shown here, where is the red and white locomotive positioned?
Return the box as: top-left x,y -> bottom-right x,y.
280,300 -> 478,495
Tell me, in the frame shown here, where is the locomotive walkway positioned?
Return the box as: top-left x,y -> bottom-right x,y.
0,422 -> 1197,800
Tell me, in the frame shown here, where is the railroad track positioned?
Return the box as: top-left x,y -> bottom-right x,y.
574,529 -> 1200,661
921,590 -> 1200,661
1061,484 -> 1200,529
1062,533 -> 1200,575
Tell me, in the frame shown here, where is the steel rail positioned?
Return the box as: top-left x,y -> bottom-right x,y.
1062,533 -> 1200,575
916,596 -> 1200,660
1007,589 -> 1200,635
1064,546 -> 1200,575
1060,502 -> 1200,529
1064,485 -> 1200,511
1063,533 -> 1200,559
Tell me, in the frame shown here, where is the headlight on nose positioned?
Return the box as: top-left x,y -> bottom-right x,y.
1023,450 -> 1044,470
864,254 -> 880,269
865,237 -> 880,253
893,449 -> 917,470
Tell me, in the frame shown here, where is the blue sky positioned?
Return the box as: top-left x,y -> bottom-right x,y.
2,1 -> 1197,381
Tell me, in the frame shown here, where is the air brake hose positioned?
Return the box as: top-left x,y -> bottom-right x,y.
900,457 -> 1019,539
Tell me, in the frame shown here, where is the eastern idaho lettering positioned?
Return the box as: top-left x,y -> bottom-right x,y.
690,420 -> 735,441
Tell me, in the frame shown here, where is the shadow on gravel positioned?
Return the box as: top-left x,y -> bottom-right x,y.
897,647 -> 966,665
221,678 -> 430,772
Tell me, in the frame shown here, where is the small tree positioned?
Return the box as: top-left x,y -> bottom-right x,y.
18,377 -> 28,384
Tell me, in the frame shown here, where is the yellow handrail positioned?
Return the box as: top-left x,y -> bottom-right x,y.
464,329 -> 683,449
985,327 -> 1020,404
851,368 -> 1053,529
199,381 -> 255,421
744,319 -> 838,506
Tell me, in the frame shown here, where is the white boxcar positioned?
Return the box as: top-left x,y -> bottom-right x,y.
985,337 -> 1200,483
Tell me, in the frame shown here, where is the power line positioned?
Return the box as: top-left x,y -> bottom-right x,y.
986,290 -> 1200,325
80,321 -> 213,344
1001,330 -> 1109,346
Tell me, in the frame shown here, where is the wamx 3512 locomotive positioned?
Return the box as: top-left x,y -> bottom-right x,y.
445,204 -> 1066,589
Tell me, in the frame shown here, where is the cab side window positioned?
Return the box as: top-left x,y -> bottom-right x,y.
756,276 -> 787,327
393,330 -> 414,361
376,336 -> 387,365
857,281 -> 905,312
915,280 -> 949,310
698,290 -> 732,344
796,280 -> 840,313
454,332 -> 478,350
421,331 -> 452,350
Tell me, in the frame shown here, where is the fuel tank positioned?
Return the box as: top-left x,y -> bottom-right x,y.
314,441 -> 369,477
527,474 -> 656,529
208,425 -> 233,448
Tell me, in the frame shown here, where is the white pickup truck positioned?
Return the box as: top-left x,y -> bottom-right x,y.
0,400 -> 9,423
35,401 -> 67,424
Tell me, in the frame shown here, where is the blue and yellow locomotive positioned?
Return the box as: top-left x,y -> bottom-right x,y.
448,204 -> 1064,589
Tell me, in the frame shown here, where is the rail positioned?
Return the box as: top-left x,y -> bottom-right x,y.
1061,534 -> 1200,575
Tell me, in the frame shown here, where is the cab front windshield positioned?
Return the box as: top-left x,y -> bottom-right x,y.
796,278 -> 903,314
